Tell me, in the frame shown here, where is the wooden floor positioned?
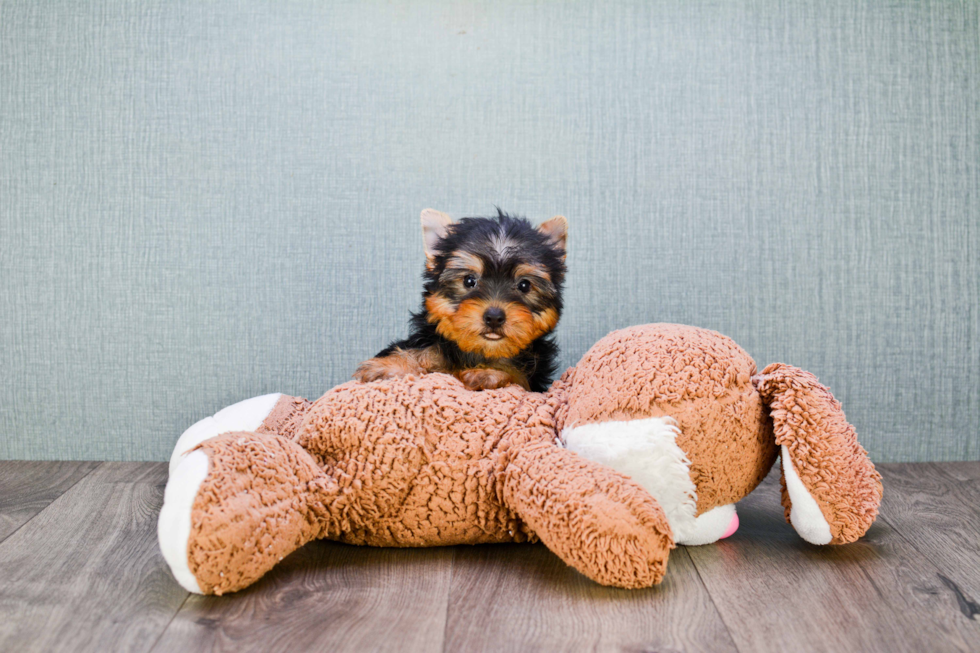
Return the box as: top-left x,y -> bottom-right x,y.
0,462 -> 978,652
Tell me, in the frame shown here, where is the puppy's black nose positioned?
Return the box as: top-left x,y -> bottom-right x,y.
483,307 -> 506,329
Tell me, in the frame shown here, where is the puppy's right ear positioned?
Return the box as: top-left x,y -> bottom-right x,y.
421,209 -> 454,270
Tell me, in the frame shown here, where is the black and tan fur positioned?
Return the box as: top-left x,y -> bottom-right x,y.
354,208 -> 567,392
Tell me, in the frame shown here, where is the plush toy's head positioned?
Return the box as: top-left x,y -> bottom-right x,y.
559,323 -> 881,547
562,324 -> 777,513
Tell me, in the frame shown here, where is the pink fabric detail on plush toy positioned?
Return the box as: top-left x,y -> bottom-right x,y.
720,512 -> 739,539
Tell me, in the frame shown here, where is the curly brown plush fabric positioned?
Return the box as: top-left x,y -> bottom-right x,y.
255,395 -> 311,440
754,363 -> 883,544
166,323 -> 882,595
296,379 -> 547,547
502,441 -> 674,588
185,374 -> 673,594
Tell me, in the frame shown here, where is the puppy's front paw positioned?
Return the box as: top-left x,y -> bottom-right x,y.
353,355 -> 423,383
459,368 -> 518,391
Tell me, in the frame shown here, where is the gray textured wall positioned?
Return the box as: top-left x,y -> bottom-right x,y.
1,1 -> 978,462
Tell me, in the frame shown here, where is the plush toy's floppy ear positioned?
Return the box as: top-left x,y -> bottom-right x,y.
421,208 -> 454,270
753,363 -> 882,545
537,215 -> 567,261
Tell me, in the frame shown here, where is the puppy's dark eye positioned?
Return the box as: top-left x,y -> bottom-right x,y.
463,274 -> 478,289
517,279 -> 532,293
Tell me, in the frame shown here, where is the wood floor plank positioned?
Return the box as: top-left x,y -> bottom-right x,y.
444,542 -> 737,653
687,467 -> 980,653
928,461 -> 980,482
151,542 -> 454,653
876,463 -> 980,617
0,462 -> 189,653
0,460 -> 101,542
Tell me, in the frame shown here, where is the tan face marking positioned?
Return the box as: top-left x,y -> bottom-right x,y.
500,305 -> 559,352
514,263 -> 551,284
428,297 -> 499,355
425,293 -> 456,322
425,295 -> 559,359
445,250 -> 484,275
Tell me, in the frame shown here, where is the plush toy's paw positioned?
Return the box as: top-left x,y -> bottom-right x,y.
159,433 -> 337,595
754,363 -> 882,545
504,442 -> 674,589
169,393 -> 282,476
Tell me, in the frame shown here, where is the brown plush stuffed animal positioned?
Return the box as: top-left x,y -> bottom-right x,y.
159,324 -> 881,595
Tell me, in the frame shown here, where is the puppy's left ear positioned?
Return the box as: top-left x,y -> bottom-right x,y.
538,216 -> 567,261
421,209 -> 454,270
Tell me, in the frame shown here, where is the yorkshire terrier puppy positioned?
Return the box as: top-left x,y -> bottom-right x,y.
354,208 -> 567,392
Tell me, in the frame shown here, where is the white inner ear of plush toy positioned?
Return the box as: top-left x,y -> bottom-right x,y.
560,416 -> 700,542
158,450 -> 208,594
781,445 -> 833,545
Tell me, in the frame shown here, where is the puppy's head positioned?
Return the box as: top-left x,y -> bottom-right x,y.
420,208 -> 567,359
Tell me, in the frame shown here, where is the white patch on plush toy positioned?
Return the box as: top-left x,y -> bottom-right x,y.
781,445 -> 833,545
169,393 -> 281,476
561,417 -> 702,544
158,450 -> 208,594
679,503 -> 738,545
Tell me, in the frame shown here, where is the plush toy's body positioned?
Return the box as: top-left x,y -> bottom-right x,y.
159,324 -> 881,595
